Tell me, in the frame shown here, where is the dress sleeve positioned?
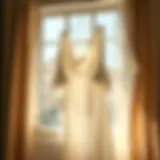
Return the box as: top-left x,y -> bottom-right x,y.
92,27 -> 110,87
52,31 -> 70,88
53,52 -> 67,88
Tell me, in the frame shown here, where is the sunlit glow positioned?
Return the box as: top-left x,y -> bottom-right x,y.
72,44 -> 89,60
34,8 -> 136,160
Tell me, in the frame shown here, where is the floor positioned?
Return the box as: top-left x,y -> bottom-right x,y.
32,127 -> 62,160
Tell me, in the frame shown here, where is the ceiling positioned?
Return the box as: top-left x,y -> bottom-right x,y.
37,0 -> 96,5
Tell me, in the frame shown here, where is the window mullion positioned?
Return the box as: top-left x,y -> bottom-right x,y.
91,13 -> 96,33
65,14 -> 70,32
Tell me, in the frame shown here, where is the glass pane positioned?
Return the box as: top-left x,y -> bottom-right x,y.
40,107 -> 61,128
96,12 -> 121,39
40,44 -> 62,129
105,41 -> 123,68
70,14 -> 92,41
42,16 -> 65,42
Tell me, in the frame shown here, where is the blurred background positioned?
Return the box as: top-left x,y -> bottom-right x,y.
34,9 -> 135,160
2,0 -> 160,160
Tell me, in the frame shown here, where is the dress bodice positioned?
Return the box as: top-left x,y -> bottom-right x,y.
53,28 -> 109,88
62,43 -> 100,79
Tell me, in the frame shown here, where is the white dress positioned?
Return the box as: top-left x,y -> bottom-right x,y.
53,28 -> 114,160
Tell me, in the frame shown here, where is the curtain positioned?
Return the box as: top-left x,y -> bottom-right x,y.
3,0 -> 159,160
125,0 -> 159,159
5,1 -> 40,160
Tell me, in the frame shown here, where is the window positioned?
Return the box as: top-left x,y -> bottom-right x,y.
37,2 -> 137,159
39,11 -> 124,127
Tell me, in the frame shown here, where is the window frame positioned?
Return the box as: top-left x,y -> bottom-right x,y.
40,1 -> 123,44
38,1 -> 125,128
41,1 -> 123,16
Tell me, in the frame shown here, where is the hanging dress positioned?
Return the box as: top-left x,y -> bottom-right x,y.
53,27 -> 114,160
